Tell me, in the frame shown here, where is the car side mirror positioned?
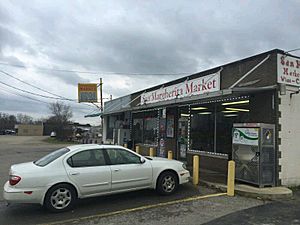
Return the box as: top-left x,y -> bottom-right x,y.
140,157 -> 146,164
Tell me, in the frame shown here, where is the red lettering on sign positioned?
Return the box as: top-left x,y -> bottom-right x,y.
297,60 -> 300,69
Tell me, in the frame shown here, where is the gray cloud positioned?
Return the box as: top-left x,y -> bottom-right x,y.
0,0 -> 299,124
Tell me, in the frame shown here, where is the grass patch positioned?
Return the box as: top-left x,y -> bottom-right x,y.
43,137 -> 77,145
289,186 -> 300,192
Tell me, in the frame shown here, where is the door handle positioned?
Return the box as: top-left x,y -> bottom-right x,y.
70,172 -> 80,175
113,169 -> 120,172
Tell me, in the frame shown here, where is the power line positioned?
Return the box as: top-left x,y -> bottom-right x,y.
0,80 -> 65,100
0,70 -> 75,101
0,69 -> 102,109
0,86 -> 95,113
0,86 -> 50,105
0,61 -> 194,76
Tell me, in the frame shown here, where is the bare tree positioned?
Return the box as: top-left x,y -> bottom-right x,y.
0,113 -> 17,130
48,102 -> 73,124
16,113 -> 34,124
47,102 -> 73,140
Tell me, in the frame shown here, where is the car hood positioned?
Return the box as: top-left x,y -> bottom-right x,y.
147,157 -> 171,161
10,162 -> 40,175
146,157 -> 182,164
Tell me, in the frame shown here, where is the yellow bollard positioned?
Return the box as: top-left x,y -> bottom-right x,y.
135,145 -> 140,154
227,160 -> 235,196
149,148 -> 155,157
124,143 -> 128,148
168,151 -> 173,159
193,155 -> 199,185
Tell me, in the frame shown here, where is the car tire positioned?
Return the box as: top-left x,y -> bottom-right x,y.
44,184 -> 76,212
156,171 -> 178,195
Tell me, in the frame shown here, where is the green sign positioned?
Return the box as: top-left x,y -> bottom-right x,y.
233,127 -> 259,146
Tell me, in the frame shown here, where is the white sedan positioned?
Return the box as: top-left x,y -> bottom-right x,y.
3,144 -> 190,212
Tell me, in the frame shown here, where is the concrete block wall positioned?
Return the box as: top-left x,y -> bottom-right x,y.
278,87 -> 300,186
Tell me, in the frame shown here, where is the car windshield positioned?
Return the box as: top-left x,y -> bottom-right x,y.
34,148 -> 70,167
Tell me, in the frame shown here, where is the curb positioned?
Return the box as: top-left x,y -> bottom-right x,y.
201,180 -> 293,200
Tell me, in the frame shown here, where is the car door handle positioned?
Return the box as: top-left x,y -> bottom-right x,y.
70,172 -> 80,175
113,169 -> 120,172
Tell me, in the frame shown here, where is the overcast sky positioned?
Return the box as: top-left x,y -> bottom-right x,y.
0,0 -> 299,125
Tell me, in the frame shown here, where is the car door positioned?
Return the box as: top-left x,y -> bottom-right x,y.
105,148 -> 153,192
64,149 -> 111,196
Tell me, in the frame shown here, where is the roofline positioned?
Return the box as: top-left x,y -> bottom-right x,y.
105,48 -> 297,107
129,48 -> 284,95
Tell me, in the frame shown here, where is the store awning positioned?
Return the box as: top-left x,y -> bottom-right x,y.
84,112 -> 102,118
101,85 -> 278,116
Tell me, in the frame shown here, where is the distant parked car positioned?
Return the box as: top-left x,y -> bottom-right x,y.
75,133 -> 82,139
50,131 -> 56,137
3,144 -> 190,212
4,130 -> 15,135
0,130 -> 5,135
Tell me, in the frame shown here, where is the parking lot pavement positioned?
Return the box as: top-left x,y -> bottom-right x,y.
205,190 -> 300,225
0,136 -> 67,201
39,192 -> 264,225
0,136 -> 266,225
0,183 -> 265,225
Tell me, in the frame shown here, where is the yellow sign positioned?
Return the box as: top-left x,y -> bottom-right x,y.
78,83 -> 98,103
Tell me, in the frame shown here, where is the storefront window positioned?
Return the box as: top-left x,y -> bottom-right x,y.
178,107 -> 189,159
106,116 -> 116,139
190,104 -> 214,152
144,117 -> 158,145
216,99 -> 250,155
190,98 -> 250,155
132,110 -> 158,145
133,118 -> 143,143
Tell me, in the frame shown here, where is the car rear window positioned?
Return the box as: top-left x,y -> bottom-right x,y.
34,148 -> 70,167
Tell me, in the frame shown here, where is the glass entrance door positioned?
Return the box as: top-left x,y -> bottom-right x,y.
178,116 -> 188,160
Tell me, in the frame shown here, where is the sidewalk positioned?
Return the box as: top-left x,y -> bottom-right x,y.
199,169 -> 293,200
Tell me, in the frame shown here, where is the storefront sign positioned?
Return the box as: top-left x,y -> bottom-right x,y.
141,72 -> 220,105
277,54 -> 300,87
233,128 -> 259,146
78,83 -> 98,102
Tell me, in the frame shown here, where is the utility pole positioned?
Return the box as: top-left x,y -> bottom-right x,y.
100,78 -> 103,142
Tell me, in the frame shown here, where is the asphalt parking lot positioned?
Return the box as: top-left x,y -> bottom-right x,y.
0,135 -> 66,197
0,136 -> 265,225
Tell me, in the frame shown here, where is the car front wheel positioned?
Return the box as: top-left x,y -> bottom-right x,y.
44,184 -> 76,212
156,171 -> 178,195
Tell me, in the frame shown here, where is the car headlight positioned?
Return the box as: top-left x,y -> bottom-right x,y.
182,163 -> 187,170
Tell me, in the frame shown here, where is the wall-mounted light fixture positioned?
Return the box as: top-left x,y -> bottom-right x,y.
290,90 -> 300,98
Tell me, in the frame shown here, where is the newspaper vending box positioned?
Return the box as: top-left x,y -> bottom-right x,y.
232,123 -> 275,187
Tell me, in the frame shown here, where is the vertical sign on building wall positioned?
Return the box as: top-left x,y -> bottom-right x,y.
277,54 -> 300,87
